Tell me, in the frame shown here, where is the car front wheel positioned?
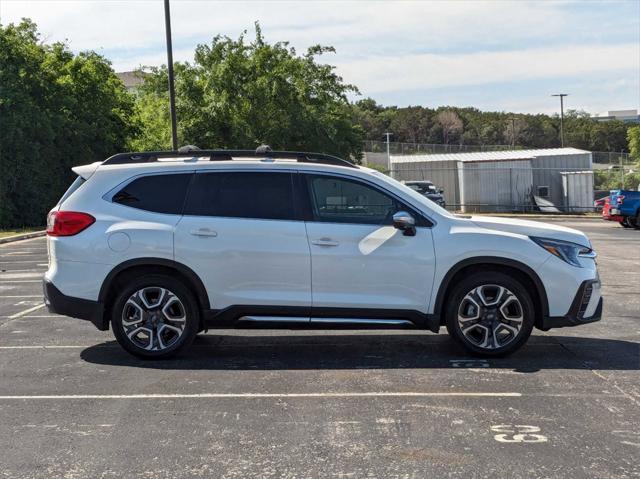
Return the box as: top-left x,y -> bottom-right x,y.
445,272 -> 535,357
111,274 -> 200,359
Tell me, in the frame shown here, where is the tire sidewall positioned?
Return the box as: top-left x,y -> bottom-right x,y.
110,274 -> 200,359
445,271 -> 535,357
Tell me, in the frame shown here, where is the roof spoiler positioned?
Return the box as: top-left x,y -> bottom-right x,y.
72,162 -> 102,180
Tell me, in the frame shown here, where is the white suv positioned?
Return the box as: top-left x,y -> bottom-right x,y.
44,147 -> 602,358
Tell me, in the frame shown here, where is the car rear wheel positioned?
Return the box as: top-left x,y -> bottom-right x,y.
619,219 -> 632,228
445,272 -> 534,357
111,274 -> 199,359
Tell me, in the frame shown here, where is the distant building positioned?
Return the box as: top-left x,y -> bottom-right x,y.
390,148 -> 593,213
116,71 -> 147,92
592,109 -> 640,123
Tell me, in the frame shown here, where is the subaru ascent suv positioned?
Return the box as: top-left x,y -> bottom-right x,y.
44,147 -> 602,358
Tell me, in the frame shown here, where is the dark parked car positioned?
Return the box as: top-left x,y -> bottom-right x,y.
404,181 -> 446,208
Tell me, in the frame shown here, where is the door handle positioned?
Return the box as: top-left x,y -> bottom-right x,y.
311,238 -> 339,247
190,228 -> 218,237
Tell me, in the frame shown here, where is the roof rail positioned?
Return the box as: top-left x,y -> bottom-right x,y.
102,145 -> 357,169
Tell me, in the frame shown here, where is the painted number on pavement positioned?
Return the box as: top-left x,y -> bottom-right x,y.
491,425 -> 548,443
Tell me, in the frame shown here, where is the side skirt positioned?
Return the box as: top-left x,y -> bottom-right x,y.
202,305 -> 440,333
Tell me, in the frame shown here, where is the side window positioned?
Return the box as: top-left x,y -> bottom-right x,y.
184,172 -> 295,221
113,173 -> 192,214
306,175 -> 404,225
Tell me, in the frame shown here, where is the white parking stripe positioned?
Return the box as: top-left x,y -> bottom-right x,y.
0,280 -> 42,283
7,304 -> 45,319
1,295 -> 42,298
0,392 -> 522,400
0,345 -> 88,349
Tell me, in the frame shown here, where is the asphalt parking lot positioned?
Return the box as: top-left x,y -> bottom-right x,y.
0,218 -> 638,479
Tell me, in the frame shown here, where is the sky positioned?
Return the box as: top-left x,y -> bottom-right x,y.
2,0 -> 639,115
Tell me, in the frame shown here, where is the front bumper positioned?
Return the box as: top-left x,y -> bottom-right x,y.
43,279 -> 108,330
541,279 -> 602,330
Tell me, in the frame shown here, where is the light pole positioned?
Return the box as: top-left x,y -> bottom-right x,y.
164,0 -> 178,150
551,93 -> 568,147
384,132 -> 393,171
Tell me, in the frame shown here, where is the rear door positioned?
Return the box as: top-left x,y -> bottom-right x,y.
174,170 -> 311,311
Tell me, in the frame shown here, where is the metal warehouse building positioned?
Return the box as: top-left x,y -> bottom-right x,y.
390,148 -> 593,212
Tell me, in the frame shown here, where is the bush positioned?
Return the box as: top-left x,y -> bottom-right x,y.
0,20 -> 136,228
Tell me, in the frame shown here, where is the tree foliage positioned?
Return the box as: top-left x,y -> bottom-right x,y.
352,100 -> 632,152
627,126 -> 640,164
133,24 -> 363,160
0,20 -> 136,227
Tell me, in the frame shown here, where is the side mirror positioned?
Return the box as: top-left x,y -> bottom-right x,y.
392,211 -> 416,236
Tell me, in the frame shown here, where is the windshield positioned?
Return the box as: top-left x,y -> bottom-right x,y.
407,182 -> 437,194
370,172 -> 454,218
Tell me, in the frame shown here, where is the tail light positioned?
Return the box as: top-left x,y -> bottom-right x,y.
617,195 -> 625,205
46,211 -> 95,237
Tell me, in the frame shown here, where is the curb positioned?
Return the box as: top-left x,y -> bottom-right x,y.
0,231 -> 46,245
465,214 -> 602,220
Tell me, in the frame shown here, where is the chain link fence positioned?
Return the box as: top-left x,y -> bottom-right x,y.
363,141 -> 520,155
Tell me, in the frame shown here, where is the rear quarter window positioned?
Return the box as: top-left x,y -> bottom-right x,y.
112,173 -> 192,214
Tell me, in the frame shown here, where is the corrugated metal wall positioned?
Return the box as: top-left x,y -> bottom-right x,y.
530,152 -> 592,207
458,160 -> 534,213
390,160 -> 460,207
561,171 -> 594,212
390,150 -> 594,212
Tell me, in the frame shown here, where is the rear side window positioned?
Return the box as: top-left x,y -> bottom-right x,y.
57,176 -> 86,206
113,173 -> 192,214
184,172 -> 294,220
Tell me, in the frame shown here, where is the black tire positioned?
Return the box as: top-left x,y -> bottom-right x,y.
445,271 -> 535,357
619,219 -> 632,228
111,274 -> 200,359
633,212 -> 640,230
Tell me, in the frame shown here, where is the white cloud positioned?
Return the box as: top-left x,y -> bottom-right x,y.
2,0 -> 638,112
334,43 -> 639,92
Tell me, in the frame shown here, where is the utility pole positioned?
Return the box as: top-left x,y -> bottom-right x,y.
384,132 -> 393,171
551,93 -> 568,147
164,0 -> 178,150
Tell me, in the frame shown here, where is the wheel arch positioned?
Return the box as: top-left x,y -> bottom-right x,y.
98,258 -> 210,315
433,257 -> 549,329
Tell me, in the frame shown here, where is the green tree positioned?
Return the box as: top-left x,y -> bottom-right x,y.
133,24 -> 363,160
0,20 -> 136,227
627,126 -> 640,164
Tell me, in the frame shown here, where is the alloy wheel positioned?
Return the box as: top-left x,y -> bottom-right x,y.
457,284 -> 524,350
121,287 -> 187,351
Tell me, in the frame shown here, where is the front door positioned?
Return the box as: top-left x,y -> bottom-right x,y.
302,173 -> 435,314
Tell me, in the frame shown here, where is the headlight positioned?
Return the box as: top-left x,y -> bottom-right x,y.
530,236 -> 595,268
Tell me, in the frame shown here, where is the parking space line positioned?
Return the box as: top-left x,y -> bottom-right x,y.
7,304 -> 45,319
0,345 -> 89,349
0,280 -> 42,283
0,392 -> 522,400
0,295 -> 42,298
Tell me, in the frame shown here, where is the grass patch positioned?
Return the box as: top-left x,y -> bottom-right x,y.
0,227 -> 45,239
